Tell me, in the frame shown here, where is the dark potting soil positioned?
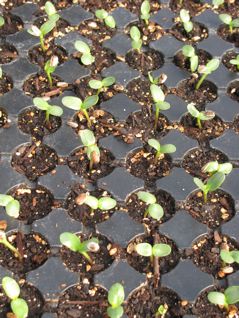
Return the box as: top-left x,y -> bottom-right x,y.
11,142 -> 58,181
185,189 -> 235,229
18,106 -> 62,139
0,74 -> 13,95
0,231 -> 50,274
222,50 -> 239,73
8,184 -> 54,223
57,282 -> 108,318
171,22 -> 208,43
78,19 -> 116,43
0,107 -> 8,128
233,114 -> 239,133
217,25 -> 239,47
67,146 -> 115,180
126,233 -> 180,274
227,80 -> 239,101
182,147 -> 228,178
120,0 -> 160,14
0,43 -> 18,64
60,232 -> 114,273
174,48 -> 212,72
0,12 -> 23,36
169,0 -> 207,16
79,0 -> 118,12
191,232 -> 239,279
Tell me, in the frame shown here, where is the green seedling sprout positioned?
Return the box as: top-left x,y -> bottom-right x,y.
135,242 -> 171,263
208,286 -> 239,310
44,55 -> 58,88
95,9 -> 116,29
213,0 -> 224,8
179,9 -> 193,33
202,161 -> 232,176
141,0 -> 150,25
74,40 -> 95,66
0,16 -> 4,27
0,230 -> 21,259
150,84 -> 171,129
76,192 -> 116,216
148,138 -> 176,164
187,103 -> 215,129
33,97 -> 63,122
148,72 -> 161,85
60,232 -> 99,264
88,76 -> 116,95
219,14 -> 239,33
130,26 -> 143,52
0,67 -> 2,79
62,95 -> 99,127
107,283 -> 125,318
193,172 -> 226,203
196,58 -> 220,90
136,191 -> 164,221
230,55 -> 239,71
79,129 -> 100,170
220,249 -> 239,265
0,194 -> 20,218
2,277 -> 29,318
156,304 -> 168,318
28,19 -> 56,52
182,45 -> 199,72
44,1 -> 60,23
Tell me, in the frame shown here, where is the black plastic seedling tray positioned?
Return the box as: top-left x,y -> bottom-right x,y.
0,0 -> 239,317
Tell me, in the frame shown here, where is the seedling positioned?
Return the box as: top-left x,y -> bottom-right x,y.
2,277 -> 29,318
219,14 -> 239,33
179,9 -> 193,33
156,304 -> 168,318
0,230 -> 21,258
148,138 -> 176,163
0,67 -> 2,79
79,129 -> 100,170
136,191 -> 164,221
88,76 -> 115,95
60,232 -> 99,264
135,242 -> 171,263
150,84 -> 171,129
76,193 -> 116,215
212,0 -> 224,8
182,45 -> 199,72
208,286 -> 239,310
140,0 -> 150,25
62,95 -> 99,127
107,283 -> 125,318
33,97 -> 63,122
196,58 -> 220,90
44,55 -> 58,88
220,249 -> 239,265
130,26 -> 143,52
148,72 -> 161,85
202,161 -> 232,176
44,1 -> 60,23
230,54 -> 239,71
28,19 -> 56,52
187,103 -> 215,129
74,40 -> 95,66
0,16 -> 4,27
193,172 -> 226,203
0,194 -> 20,218
95,9 -> 116,29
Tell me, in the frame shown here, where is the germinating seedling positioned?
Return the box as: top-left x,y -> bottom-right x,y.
196,58 -> 220,90
148,138 -> 176,163
150,84 -> 171,129
95,9 -> 116,29
44,55 -> 58,88
187,103 -> 215,129
180,9 -> 193,33
135,242 -> 171,263
28,19 -> 56,52
141,0 -> 150,25
219,14 -> 239,33
107,283 -> 125,318
2,276 -> 29,318
60,232 -> 99,264
148,72 -> 161,85
182,45 -> 199,72
62,95 -> 99,127
0,230 -> 21,259
230,54 -> 239,71
74,40 -> 95,66
193,172 -> 226,203
76,193 -> 116,214
44,1 -> 60,23
213,0 -> 224,8
156,304 -> 168,318
0,194 -> 20,218
208,286 -> 239,310
136,191 -> 164,221
0,16 -> 4,27
79,129 -> 100,170
220,249 -> 239,265
130,26 -> 143,52
88,76 -> 116,95
0,66 -> 2,79
33,97 -> 63,122
202,161 -> 232,176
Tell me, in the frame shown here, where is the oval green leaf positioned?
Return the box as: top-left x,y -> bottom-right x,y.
147,203 -> 164,221
137,191 -> 156,204
98,197 -> 116,210
62,96 -> 82,110
108,283 -> 125,308
152,243 -> 171,257
60,232 -> 81,252
11,298 -> 29,318
2,277 -> 20,300
135,243 -> 152,257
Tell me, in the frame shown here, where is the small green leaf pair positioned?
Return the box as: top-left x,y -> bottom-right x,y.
140,0 -> 150,25
220,249 -> 239,265
130,26 -> 143,51
208,286 -> 239,310
107,283 -> 125,318
212,0 -> 224,8
230,55 -> 239,71
196,58 -> 220,90
148,138 -> 176,163
2,277 -> 28,318
89,76 -> 115,95
28,19 -> 56,51
219,14 -> 239,33
0,194 -> 20,218
136,242 -> 171,262
33,97 -> 63,122
76,193 -> 116,212
182,45 -> 199,73
187,103 -> 215,129
202,161 -> 232,176
44,1 -> 60,24
180,9 -> 193,33
74,40 -> 95,66
136,191 -> 164,221
95,9 -> 116,29
79,129 -> 101,170
0,230 -> 21,259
